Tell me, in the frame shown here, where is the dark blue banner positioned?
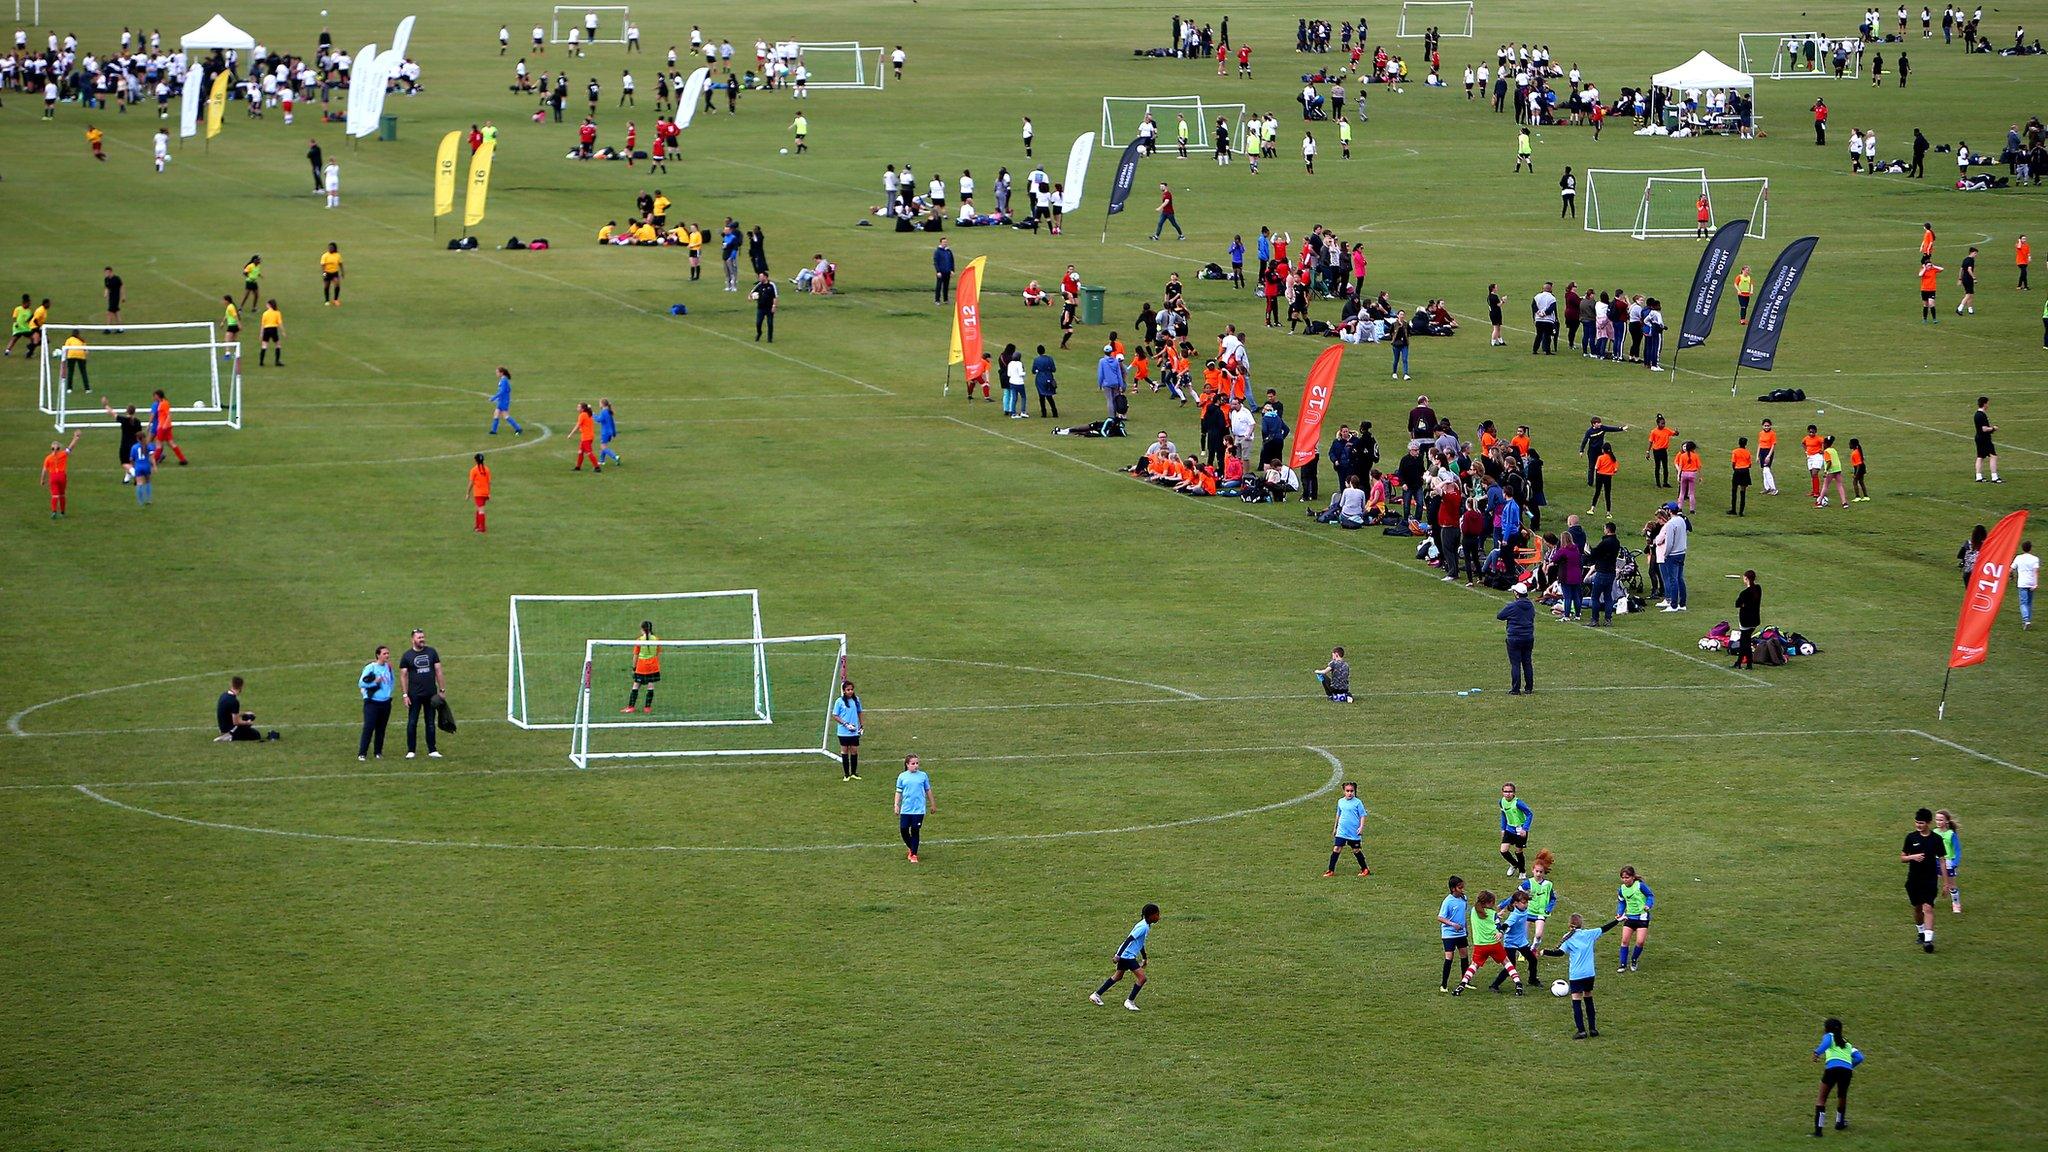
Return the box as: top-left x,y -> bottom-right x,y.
1679,219 -> 1747,349
1737,236 -> 1819,372
1104,139 -> 1144,216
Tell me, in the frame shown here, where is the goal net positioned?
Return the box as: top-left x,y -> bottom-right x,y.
509,591 -> 763,729
1398,1 -> 1475,37
39,322 -> 240,432
1635,176 -> 1769,239
1737,32 -> 1862,78
1584,168 -> 1704,234
551,6 -> 628,45
569,634 -> 847,766
786,42 -> 886,89
1101,97 -> 1247,150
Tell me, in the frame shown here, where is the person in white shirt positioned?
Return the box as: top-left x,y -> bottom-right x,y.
927,176 -> 945,208
891,45 -> 905,80
2014,541 -> 2039,628
625,21 -> 640,51
566,25 -> 582,56
958,170 -> 974,206
883,164 -> 899,203
152,128 -> 170,171
1302,130 -> 1317,173
792,63 -> 808,97
690,26 -> 703,50
585,9 -> 601,38
499,25 -> 510,54
324,161 -> 340,208
1021,116 -> 1034,157
1463,65 -> 1475,98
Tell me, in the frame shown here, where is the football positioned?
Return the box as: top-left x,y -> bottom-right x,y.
1551,979 -> 1570,997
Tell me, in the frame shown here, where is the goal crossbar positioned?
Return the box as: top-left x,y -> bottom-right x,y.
40,329 -> 239,431
1397,1 -> 1475,37
1737,32 -> 1863,78
1100,95 -> 1202,148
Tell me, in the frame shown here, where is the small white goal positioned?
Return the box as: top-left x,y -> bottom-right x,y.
37,321 -> 241,432
1633,176 -> 1769,240
1397,1 -> 1474,38
568,634 -> 848,766
509,591 -> 764,730
551,6 -> 627,45
1736,32 -> 1863,79
782,41 -> 886,90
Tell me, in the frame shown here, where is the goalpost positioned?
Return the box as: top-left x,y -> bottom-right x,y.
1397,1 -> 1475,37
568,634 -> 847,766
1101,95 -> 1199,149
508,591 -> 763,730
1737,32 -> 1862,78
785,41 -> 886,90
1584,168 -> 1704,234
38,321 -> 240,432
551,5 -> 627,45
1634,176 -> 1769,240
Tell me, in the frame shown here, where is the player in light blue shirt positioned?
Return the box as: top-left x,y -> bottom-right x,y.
1437,876 -> 1470,993
356,644 -> 394,760
1325,781 -> 1369,876
487,367 -> 522,435
1092,903 -> 1161,1011
1490,889 -> 1537,992
831,680 -> 862,780
595,398 -> 620,466
1542,912 -> 1621,1039
893,754 -> 931,863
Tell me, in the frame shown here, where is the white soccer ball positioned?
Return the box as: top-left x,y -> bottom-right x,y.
1798,642 -> 1816,656
1697,637 -> 1721,651
779,147 -> 789,154
1551,979 -> 1570,997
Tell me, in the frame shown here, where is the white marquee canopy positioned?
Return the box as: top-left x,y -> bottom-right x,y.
180,14 -> 256,52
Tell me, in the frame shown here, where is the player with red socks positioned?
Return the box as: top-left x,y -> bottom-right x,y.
573,403 -> 601,471
40,431 -> 81,518
468,453 -> 491,532
1450,889 -> 1523,995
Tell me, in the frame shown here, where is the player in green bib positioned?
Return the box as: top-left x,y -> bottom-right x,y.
1498,783 -> 1534,879
1517,848 -> 1558,947
5,295 -> 32,357
1934,809 -> 1961,914
1615,865 -> 1655,972
1450,889 -> 1522,995
1811,1016 -> 1865,1134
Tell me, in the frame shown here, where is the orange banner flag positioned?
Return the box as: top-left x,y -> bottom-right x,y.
955,256 -> 987,381
1288,344 -> 1344,468
1949,508 -> 2029,668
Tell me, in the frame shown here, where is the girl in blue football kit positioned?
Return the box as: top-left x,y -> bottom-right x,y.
488,367 -> 523,435
1615,865 -> 1655,972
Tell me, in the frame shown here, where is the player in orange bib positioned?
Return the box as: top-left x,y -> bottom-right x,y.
40,431 -> 82,518
1801,425 -> 1826,500
1918,257 -> 1943,323
573,402 -> 600,471
1756,420 -> 1780,495
623,621 -> 661,713
151,389 -> 189,465
1695,194 -> 1711,239
467,452 -> 491,532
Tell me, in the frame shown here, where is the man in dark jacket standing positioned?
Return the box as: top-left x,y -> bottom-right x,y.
933,237 -> 956,303
1498,582 -> 1537,694
306,139 -> 324,193
1732,570 -> 1762,668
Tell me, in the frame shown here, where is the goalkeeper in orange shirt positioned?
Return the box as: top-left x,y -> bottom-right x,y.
622,621 -> 660,713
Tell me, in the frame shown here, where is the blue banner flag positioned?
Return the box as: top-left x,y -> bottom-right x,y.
1737,236 -> 1819,372
1104,139 -> 1145,216
1679,219 -> 1747,349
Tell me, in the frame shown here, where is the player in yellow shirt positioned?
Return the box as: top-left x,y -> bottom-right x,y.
26,298 -> 49,357
320,243 -> 344,306
650,191 -> 671,226
686,222 -> 704,280
221,296 -> 241,361
60,330 -> 91,393
240,254 -> 263,310
5,294 -> 32,357
258,300 -> 284,366
86,125 -> 106,161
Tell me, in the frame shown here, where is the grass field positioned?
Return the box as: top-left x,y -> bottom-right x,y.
2,1 -> 2045,1148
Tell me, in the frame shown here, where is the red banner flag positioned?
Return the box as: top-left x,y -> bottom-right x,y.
955,257 -> 987,382
1288,344 -> 1344,468
1949,509 -> 2029,668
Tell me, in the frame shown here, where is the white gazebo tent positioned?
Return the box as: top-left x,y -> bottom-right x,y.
180,14 -> 256,52
1649,50 -> 1756,131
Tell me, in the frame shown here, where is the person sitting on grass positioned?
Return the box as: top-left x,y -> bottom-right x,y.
1312,474 -> 1369,527
1022,280 -> 1050,306
214,676 -> 265,742
1174,461 -> 1219,495
1315,645 -> 1353,701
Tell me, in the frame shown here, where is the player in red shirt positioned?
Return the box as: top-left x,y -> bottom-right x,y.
40,431 -> 82,518
573,403 -> 601,471
624,121 -> 637,167
150,389 -> 189,465
1236,44 -> 1252,77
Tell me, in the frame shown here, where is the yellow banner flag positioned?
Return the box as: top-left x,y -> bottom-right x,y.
433,131 -> 460,217
463,138 -> 495,228
204,72 -> 230,139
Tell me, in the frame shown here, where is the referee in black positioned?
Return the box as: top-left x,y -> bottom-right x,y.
751,271 -> 778,343
1902,807 -> 1942,953
357,645 -> 394,760
398,629 -> 445,759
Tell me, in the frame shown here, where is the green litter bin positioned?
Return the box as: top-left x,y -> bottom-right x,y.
1079,284 -> 1105,325
378,114 -> 398,141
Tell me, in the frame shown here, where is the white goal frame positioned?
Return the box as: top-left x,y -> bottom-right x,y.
551,6 -> 628,45
1737,32 -> 1862,79
1583,168 -> 1705,234
1397,1 -> 1475,38
785,41 -> 886,90
568,633 -> 847,766
38,321 -> 240,432
508,590 -> 763,730
1633,176 -> 1769,240
1103,96 -> 1243,150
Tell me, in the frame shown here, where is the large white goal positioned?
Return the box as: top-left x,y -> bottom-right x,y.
509,591 -> 763,730
782,41 -> 886,90
1737,32 -> 1862,78
1634,176 -> 1769,240
1584,168 -> 1702,234
568,634 -> 848,766
551,6 -> 627,45
38,321 -> 241,432
1398,1 -> 1475,37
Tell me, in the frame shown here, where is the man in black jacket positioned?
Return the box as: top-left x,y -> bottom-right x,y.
1396,442 -> 1426,524
1498,582 -> 1537,694
1733,570 -> 1762,668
